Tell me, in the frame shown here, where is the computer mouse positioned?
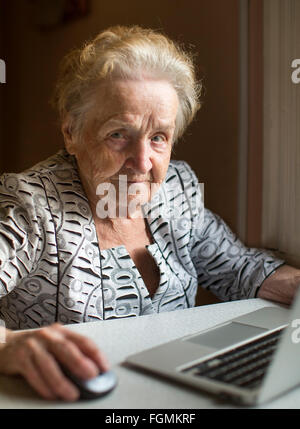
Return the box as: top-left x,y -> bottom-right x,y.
61,366 -> 118,400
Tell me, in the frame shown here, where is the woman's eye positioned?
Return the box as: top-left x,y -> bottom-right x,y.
109,132 -> 124,139
151,135 -> 165,143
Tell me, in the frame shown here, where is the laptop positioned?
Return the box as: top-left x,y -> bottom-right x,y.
125,291 -> 300,405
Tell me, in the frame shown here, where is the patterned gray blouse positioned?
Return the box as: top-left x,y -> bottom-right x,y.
0,150 -> 284,330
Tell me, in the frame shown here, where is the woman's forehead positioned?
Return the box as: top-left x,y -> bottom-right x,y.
94,78 -> 178,108
88,79 -> 179,126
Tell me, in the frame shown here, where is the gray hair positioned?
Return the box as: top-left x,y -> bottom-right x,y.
52,25 -> 202,143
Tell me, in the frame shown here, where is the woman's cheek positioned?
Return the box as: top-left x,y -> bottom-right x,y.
152,155 -> 171,184
91,145 -> 126,181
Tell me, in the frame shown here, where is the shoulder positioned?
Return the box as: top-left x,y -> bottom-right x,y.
21,148 -> 76,178
0,149 -> 77,220
0,149 -> 76,196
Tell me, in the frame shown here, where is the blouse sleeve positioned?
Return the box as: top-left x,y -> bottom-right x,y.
190,208 -> 285,300
0,173 -> 41,298
178,162 -> 286,301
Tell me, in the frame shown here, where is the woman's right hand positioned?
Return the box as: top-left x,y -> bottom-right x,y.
0,323 -> 110,401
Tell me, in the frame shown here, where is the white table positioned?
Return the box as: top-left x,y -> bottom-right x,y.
0,298 -> 298,409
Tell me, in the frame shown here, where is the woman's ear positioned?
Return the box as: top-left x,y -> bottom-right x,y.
61,117 -> 77,155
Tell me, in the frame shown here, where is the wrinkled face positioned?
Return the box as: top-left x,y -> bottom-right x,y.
65,78 -> 179,218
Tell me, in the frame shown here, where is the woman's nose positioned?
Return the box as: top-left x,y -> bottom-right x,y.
124,140 -> 153,174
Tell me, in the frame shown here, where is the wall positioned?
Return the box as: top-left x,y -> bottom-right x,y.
0,1 -> 5,173
0,0 -> 240,305
262,0 -> 300,267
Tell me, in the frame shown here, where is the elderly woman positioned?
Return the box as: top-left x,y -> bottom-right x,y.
0,25 -> 298,401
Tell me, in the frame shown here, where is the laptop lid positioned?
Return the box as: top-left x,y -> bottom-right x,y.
257,289 -> 300,403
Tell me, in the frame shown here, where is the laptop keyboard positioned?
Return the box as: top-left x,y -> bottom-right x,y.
183,328 -> 284,389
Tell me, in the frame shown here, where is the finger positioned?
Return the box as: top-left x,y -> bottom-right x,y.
27,337 -> 80,401
20,353 -> 57,401
53,324 -> 110,372
49,338 -> 100,379
36,326 -> 100,379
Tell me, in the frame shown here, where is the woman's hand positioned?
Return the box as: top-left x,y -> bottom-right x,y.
0,323 -> 110,401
